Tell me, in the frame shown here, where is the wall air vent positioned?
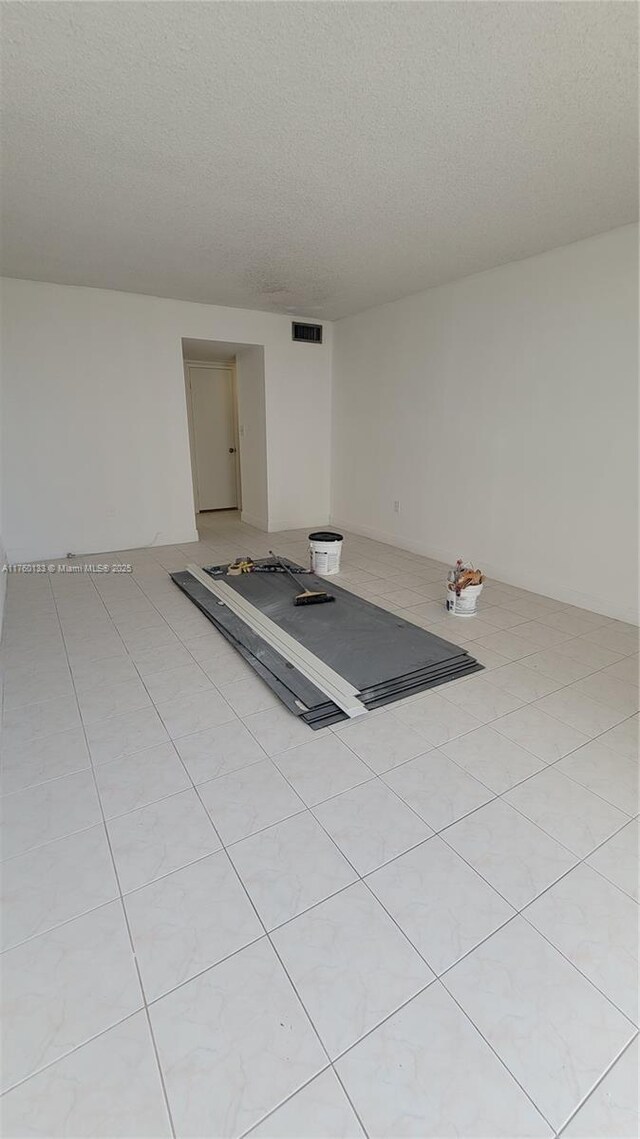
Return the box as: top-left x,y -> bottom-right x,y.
292,321 -> 323,344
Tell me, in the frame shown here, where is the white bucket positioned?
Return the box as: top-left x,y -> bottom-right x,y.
309,531 -> 343,576
447,582 -> 484,616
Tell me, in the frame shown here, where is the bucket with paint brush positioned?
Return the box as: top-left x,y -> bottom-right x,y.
446,560 -> 485,615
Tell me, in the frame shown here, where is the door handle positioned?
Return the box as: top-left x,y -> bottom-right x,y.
228,447 -> 236,453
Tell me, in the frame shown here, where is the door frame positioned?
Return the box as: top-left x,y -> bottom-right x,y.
183,360 -> 242,513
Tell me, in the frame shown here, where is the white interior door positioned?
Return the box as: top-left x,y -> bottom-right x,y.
188,365 -> 238,511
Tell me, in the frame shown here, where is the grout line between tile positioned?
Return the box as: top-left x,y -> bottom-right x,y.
554,1029 -> 640,1137
43,570 -> 179,1139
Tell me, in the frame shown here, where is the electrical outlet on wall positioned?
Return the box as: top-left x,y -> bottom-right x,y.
393,500 -> 400,514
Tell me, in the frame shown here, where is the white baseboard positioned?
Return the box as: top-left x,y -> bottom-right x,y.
267,518 -> 331,534
149,528 -> 200,548
330,516 -> 639,626
240,512 -> 268,531
7,528 -> 202,564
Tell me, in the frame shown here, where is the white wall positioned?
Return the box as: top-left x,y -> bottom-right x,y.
236,347 -> 268,529
332,225 -> 639,623
0,279 -> 332,561
0,354 -> 5,634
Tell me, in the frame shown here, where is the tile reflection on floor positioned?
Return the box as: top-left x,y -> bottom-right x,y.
1,510 -> 638,1137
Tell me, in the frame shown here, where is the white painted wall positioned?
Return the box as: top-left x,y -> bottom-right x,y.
0,361 -> 5,634
236,347 -> 269,530
0,279 -> 332,561
331,225 -> 639,623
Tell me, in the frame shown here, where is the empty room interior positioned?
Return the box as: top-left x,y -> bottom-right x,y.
0,3 -> 638,1138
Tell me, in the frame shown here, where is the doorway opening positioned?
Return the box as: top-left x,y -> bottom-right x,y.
181,338 -> 268,534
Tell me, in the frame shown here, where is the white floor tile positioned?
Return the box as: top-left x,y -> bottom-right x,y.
561,1038 -> 639,1138
493,704 -> 590,762
2,664 -> 75,711
461,642 -> 513,670
440,725 -> 546,792
243,705 -> 320,755
580,626 -> 638,656
0,1012 -> 172,1138
186,633 -> 239,668
73,654 -> 141,691
537,609 -> 611,636
247,1069 -> 365,1138
334,711 -> 429,773
383,750 -> 494,831
507,620 -> 574,648
534,689 -> 626,738
2,901 -> 142,1091
445,615 -> 514,642
596,715 -> 638,761
218,674 -> 280,716
273,735 -> 373,806
445,918 -> 636,1131
143,662 -> 213,705
471,629 -> 541,661
120,624 -> 180,655
174,719 -> 266,783
273,882 -> 433,1057
1,770 -> 102,861
488,662 -> 563,701
445,798 -> 577,907
155,688 -> 236,739
443,676 -> 527,722
198,647 -> 256,686
94,743 -> 191,819
393,691 -> 484,745
472,606 -> 529,630
2,695 -> 81,748
150,939 -> 326,1138
1,824 -> 118,951
198,759 -> 304,844
603,655 -> 639,685
501,599 -> 563,622
1,726 -> 90,795
524,864 -> 638,1023
504,768 -> 629,858
77,677 -> 152,726
125,850 -> 262,1000
313,779 -> 432,875
230,812 -> 356,929
519,649 -> 597,684
586,819 -> 639,901
85,706 -> 170,766
556,739 -> 638,814
107,788 -> 221,892
0,639 -> 68,671
336,981 -> 552,1137
130,642 -> 195,679
555,638 -> 627,671
367,835 -> 514,974
572,673 -> 639,715
66,634 -> 128,667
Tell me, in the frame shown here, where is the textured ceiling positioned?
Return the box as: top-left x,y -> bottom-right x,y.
1,2 -> 637,319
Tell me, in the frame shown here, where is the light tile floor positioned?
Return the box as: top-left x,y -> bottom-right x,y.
1,510 -> 638,1138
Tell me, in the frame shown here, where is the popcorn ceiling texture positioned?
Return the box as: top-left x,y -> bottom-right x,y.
1,1 -> 637,320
